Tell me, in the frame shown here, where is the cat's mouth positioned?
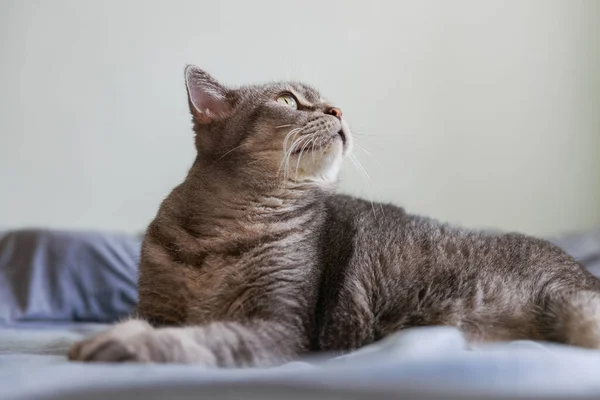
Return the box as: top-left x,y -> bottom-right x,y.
292,134 -> 340,155
292,145 -> 320,155
337,129 -> 347,146
290,129 -> 346,156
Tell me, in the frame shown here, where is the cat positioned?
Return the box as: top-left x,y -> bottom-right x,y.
69,66 -> 600,366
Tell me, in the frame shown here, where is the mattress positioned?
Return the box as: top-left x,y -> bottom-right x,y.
1,227 -> 599,400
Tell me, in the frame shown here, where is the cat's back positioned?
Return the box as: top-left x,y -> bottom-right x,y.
316,194 -> 598,349
322,193 -> 581,278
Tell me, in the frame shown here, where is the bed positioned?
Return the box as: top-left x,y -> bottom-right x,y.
1,227 -> 600,400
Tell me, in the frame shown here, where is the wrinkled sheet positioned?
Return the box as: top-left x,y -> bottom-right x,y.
1,227 -> 599,400
3,323 -> 600,400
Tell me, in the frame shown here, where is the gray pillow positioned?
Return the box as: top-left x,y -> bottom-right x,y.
551,227 -> 600,278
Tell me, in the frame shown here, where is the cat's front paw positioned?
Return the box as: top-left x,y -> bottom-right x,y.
68,320 -> 217,365
68,319 -> 154,362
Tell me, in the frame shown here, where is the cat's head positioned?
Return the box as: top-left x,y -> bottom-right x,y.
184,66 -> 352,188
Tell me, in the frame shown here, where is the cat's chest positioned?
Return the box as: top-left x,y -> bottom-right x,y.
183,254 -> 278,324
137,250 -> 253,326
138,218 -> 318,326
178,254 -> 251,322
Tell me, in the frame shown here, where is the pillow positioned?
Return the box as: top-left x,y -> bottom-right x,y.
0,229 -> 141,323
551,227 -> 600,278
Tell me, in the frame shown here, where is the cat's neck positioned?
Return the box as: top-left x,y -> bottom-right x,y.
181,163 -> 333,222
165,177 -> 326,248
152,162 -> 332,253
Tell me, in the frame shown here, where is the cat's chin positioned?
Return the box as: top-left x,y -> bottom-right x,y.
339,120 -> 353,156
308,146 -> 344,183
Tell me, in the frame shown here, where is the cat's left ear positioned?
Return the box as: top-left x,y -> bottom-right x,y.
184,65 -> 232,124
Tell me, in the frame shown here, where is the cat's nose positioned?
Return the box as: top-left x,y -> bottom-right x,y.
326,107 -> 342,120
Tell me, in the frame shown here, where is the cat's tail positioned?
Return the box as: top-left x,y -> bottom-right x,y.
542,290 -> 600,348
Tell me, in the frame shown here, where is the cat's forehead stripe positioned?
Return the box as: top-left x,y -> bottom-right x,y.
288,83 -> 321,106
290,89 -> 312,107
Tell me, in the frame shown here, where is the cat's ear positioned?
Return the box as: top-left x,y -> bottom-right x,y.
184,65 -> 232,124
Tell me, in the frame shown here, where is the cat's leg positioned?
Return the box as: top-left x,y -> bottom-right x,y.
68,318 -> 303,367
317,279 -> 376,353
541,290 -> 600,348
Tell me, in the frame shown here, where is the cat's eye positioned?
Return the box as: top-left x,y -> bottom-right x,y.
276,94 -> 298,110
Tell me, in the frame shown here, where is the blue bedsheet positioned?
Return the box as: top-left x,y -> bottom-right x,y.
3,323 -> 600,400
1,227 -> 599,399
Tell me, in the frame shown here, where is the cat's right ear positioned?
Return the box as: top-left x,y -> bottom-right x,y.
184,65 -> 232,124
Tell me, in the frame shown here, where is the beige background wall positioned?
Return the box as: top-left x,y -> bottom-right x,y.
1,0 -> 599,236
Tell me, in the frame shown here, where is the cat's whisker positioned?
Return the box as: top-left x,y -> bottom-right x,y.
294,133 -> 317,180
279,128 -> 304,179
353,143 -> 372,156
275,124 -> 295,129
300,134 -> 318,164
282,134 -> 305,177
292,135 -> 313,172
282,128 -> 302,153
310,136 -> 318,163
218,144 -> 245,160
351,143 -> 385,215
280,132 -> 310,181
353,142 -> 385,171
350,156 -> 376,217
349,154 -> 380,218
352,132 -> 391,138
287,134 -> 311,180
351,154 -> 373,184
354,154 -> 384,215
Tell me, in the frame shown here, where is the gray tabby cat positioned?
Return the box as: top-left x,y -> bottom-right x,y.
69,66 -> 600,366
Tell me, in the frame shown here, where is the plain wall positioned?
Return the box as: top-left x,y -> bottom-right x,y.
1,0 -> 599,236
